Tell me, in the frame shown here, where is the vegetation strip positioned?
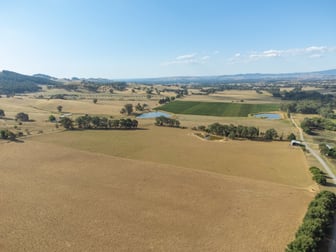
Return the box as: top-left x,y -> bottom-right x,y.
309,167 -> 327,185
286,191 -> 336,252
157,101 -> 279,117
193,122 -> 295,141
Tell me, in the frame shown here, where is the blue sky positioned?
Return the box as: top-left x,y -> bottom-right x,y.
0,0 -> 335,78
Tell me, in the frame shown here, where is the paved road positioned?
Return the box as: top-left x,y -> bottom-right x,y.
290,115 -> 336,252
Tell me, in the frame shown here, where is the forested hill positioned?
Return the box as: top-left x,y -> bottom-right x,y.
0,70 -> 60,94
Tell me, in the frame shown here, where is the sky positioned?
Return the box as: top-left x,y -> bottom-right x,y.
0,0 -> 335,79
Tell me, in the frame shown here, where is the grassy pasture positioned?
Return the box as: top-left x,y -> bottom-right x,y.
157,100 -> 280,117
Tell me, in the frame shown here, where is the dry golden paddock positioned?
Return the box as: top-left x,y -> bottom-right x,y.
0,92 -> 314,251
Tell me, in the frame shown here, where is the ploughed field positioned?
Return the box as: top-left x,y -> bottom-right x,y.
157,100 -> 280,117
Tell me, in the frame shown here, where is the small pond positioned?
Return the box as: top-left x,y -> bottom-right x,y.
255,113 -> 281,119
136,111 -> 171,119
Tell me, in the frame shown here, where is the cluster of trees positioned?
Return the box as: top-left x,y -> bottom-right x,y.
0,129 -> 16,141
80,80 -> 127,92
286,191 -> 336,251
158,96 -> 175,104
0,109 -> 29,122
319,143 -> 336,159
282,88 -> 333,101
301,117 -> 336,135
155,116 -> 180,127
194,123 -> 283,141
309,167 -> 327,185
279,88 -> 336,118
59,115 -> 138,130
135,103 -> 149,111
281,101 -> 335,118
120,104 -> 133,115
121,103 -> 149,115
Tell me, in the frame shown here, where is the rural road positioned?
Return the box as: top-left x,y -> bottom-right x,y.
290,115 -> 336,252
290,115 -> 336,182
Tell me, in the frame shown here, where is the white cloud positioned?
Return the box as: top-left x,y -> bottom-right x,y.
309,54 -> 322,58
229,45 -> 336,63
175,53 -> 196,60
162,53 -> 209,66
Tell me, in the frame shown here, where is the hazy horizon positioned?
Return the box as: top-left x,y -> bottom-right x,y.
1,0 -> 335,79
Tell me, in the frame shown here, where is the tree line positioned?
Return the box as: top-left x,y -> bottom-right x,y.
59,115 -> 138,130
155,116 -> 180,127
193,123 -> 290,141
286,191 -> 336,251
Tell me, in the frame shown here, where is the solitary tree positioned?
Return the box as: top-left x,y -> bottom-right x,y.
57,105 -> 63,113
15,112 -> 29,122
123,104 -> 133,115
93,98 -> 98,104
0,109 -> 5,118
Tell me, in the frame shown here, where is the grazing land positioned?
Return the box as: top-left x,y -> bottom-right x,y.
157,101 -> 280,117
0,85 -> 316,251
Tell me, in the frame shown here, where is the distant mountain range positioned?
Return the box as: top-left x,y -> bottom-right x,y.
1,69 -> 336,88
123,69 -> 336,84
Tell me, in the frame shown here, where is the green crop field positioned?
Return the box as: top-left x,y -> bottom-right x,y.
157,101 -> 280,117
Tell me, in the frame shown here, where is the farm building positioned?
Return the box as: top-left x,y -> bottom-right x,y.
291,140 -> 303,146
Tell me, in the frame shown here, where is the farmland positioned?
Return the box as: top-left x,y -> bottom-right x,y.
0,131 -> 313,251
157,101 -> 280,117
0,87 -> 316,251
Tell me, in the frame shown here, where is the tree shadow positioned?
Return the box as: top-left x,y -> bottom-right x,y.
13,139 -> 24,143
324,181 -> 336,188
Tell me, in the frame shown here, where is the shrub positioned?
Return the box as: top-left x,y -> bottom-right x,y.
49,115 -> 56,122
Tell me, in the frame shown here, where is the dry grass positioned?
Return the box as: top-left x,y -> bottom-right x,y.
0,94 -> 315,251
0,140 -> 312,251
33,126 -> 312,187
